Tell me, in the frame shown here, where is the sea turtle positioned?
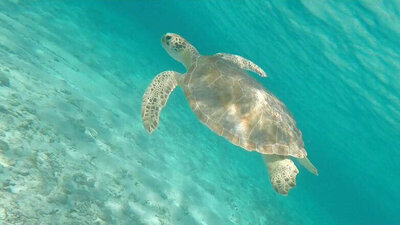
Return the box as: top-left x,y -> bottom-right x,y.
141,33 -> 318,195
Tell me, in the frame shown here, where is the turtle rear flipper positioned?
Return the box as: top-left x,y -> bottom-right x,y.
263,155 -> 299,195
141,71 -> 180,133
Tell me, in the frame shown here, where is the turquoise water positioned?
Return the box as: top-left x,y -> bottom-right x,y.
0,1 -> 399,224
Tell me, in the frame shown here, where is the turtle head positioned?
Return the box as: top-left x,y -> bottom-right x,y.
161,33 -> 199,69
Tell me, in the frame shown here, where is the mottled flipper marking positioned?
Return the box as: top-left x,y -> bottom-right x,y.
216,53 -> 267,77
263,155 -> 299,195
141,71 -> 179,133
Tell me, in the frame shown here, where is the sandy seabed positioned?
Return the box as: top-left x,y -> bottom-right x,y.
0,1 -> 316,225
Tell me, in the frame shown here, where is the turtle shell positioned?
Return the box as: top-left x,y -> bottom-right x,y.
181,55 -> 306,158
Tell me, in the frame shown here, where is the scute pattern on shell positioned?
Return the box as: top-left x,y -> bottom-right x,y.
182,55 -> 306,158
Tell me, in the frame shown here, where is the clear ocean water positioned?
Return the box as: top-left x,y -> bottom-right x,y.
0,1 -> 399,224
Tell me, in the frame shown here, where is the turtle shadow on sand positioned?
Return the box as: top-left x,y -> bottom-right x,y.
0,71 -> 10,87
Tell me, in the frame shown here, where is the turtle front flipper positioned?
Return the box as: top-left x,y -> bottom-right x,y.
141,71 -> 180,133
216,53 -> 267,77
263,155 -> 299,195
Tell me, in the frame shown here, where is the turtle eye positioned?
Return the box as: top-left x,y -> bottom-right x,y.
166,35 -> 171,40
